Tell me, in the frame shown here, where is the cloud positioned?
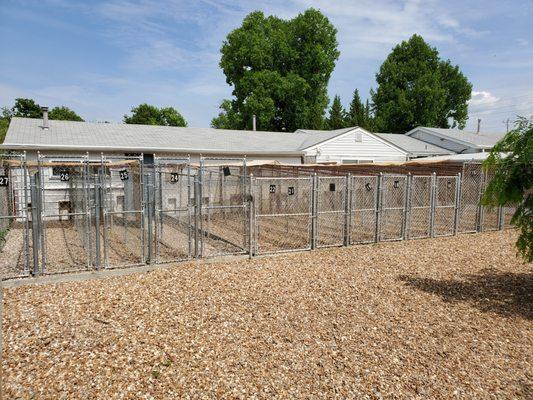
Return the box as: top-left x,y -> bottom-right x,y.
469,91 -> 499,106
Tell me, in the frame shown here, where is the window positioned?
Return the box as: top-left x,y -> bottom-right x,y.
342,159 -> 374,164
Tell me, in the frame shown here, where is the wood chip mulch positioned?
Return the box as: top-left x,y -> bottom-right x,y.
2,230 -> 532,399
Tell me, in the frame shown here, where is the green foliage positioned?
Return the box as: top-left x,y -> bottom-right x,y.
345,89 -> 365,127
372,34 -> 472,133
326,95 -> 347,129
0,106 -> 13,143
124,104 -> 187,127
213,9 -> 339,131
11,98 -> 42,118
48,106 -> 84,121
482,117 -> 533,262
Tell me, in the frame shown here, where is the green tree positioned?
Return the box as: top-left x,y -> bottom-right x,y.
49,106 -> 84,121
0,107 -> 11,143
124,104 -> 187,127
11,98 -> 41,118
345,89 -> 365,127
372,34 -> 472,133
326,95 -> 346,129
482,117 -> 533,262
213,9 -> 339,131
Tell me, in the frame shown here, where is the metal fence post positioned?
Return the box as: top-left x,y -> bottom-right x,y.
248,173 -> 254,258
96,153 -> 104,268
37,152 -> 47,273
199,157 -> 204,258
21,152 -> 30,275
29,174 -> 40,276
311,173 -> 318,250
375,173 -> 383,243
453,173 -> 462,235
403,173 -> 411,240
344,173 -> 351,246
477,169 -> 485,233
429,172 -> 437,238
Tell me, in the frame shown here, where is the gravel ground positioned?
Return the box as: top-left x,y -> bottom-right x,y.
2,230 -> 532,399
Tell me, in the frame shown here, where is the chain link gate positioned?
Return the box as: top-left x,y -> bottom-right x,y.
37,155 -> 92,274
433,175 -> 459,237
151,157 -> 193,263
252,176 -> 313,254
459,163 -> 483,233
349,175 -> 378,244
198,158 -> 249,257
0,153 -> 31,279
316,176 -> 347,248
479,170 -> 500,231
379,175 -> 408,241
407,175 -> 432,239
101,155 -> 145,268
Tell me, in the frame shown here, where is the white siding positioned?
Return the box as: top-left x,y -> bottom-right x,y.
304,129 -> 407,164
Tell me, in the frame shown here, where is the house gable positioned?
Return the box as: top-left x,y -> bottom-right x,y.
302,128 -> 408,163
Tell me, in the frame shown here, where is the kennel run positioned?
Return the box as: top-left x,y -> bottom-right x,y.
0,153 -> 515,279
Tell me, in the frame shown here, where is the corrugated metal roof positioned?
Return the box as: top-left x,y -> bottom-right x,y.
374,133 -> 453,156
409,127 -> 504,148
2,118 -> 347,154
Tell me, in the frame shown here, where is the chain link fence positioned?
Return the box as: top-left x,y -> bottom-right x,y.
252,176 -> 313,254
316,176 -> 347,248
0,155 -> 518,279
350,176 -> 379,244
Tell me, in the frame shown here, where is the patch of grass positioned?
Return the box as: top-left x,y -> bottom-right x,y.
151,370 -> 160,379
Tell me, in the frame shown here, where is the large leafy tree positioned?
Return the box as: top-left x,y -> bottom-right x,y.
124,104 -> 187,127
212,9 -> 339,131
372,34 -> 472,133
11,98 -> 41,118
482,117 -> 533,262
49,106 -> 84,121
326,95 -> 346,129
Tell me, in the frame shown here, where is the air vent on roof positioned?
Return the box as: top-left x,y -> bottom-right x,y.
41,106 -> 49,130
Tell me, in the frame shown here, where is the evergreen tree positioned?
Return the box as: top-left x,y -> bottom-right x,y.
345,89 -> 365,127
326,95 -> 346,129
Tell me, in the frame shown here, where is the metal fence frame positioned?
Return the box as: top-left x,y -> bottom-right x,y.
0,155 -> 518,279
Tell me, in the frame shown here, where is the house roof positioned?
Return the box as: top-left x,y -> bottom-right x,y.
407,127 -> 504,149
1,118 -> 348,155
374,133 -> 453,157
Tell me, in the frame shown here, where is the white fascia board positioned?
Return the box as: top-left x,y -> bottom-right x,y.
0,143 -> 305,156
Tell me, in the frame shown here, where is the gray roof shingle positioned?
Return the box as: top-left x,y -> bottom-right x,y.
374,133 -> 453,156
2,118 -> 349,154
409,127 -> 504,148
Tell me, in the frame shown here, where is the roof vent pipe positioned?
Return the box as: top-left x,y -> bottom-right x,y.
476,118 -> 481,134
252,114 -> 256,131
41,106 -> 49,130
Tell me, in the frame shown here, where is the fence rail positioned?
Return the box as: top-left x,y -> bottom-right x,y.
0,154 -> 516,279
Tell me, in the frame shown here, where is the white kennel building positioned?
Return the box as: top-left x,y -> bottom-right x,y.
0,117 -> 420,219
2,118 -> 433,164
